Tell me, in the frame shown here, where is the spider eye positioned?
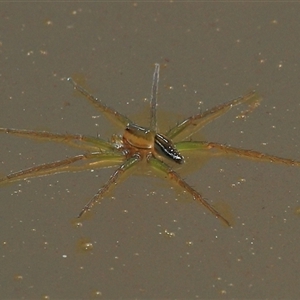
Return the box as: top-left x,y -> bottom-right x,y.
154,133 -> 184,164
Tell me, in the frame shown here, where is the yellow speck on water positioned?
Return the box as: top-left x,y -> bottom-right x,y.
91,290 -> 102,298
294,206 -> 300,216
13,274 -> 23,281
163,229 -> 176,238
77,238 -> 94,253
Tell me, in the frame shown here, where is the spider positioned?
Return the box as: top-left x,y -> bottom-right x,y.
1,64 -> 299,227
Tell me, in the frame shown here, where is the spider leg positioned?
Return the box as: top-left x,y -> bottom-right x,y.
0,127 -> 115,152
150,63 -> 160,132
148,156 -> 231,227
67,78 -> 132,129
0,152 -> 124,185
176,141 -> 300,166
166,91 -> 261,141
78,154 -> 141,218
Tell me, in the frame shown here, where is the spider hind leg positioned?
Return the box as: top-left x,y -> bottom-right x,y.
176,141 -> 300,166
148,156 -> 231,227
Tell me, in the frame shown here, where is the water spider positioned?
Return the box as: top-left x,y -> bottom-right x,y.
1,64 -> 299,227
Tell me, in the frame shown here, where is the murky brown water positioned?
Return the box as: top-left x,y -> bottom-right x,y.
1,3 -> 300,299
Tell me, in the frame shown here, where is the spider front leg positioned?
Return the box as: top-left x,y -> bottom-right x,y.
148,156 -> 231,227
78,154 -> 141,218
68,78 -> 132,129
0,152 -> 125,185
0,128 -> 115,152
176,141 -> 300,166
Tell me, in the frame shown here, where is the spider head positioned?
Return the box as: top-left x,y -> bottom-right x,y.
123,123 -> 155,149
